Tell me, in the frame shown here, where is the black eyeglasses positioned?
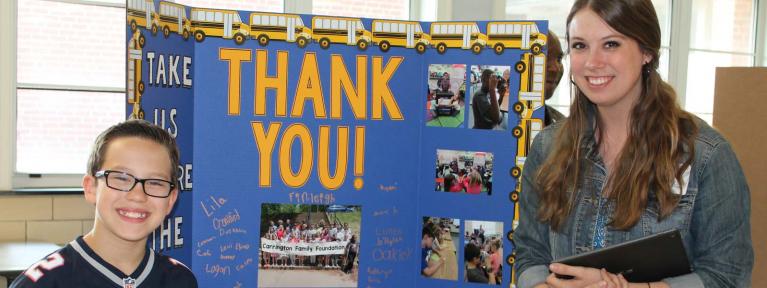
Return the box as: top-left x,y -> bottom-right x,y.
95,170 -> 175,198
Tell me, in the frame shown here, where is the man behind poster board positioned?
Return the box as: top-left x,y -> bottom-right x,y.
544,30 -> 565,126
11,120 -> 197,288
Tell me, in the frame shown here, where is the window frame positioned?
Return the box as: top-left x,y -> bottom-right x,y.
15,0 -> 766,189
8,0 -> 128,189
2,0 -> 423,189
671,0 -> 764,122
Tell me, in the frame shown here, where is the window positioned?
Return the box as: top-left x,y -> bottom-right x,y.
685,0 -> 757,123
15,0 -> 125,180
10,0 -> 284,188
313,0 -> 410,20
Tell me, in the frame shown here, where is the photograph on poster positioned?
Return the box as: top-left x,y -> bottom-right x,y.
435,149 -> 494,195
258,203 -> 362,287
463,220 -> 504,285
426,64 -> 468,128
421,216 -> 460,281
468,65 -> 512,130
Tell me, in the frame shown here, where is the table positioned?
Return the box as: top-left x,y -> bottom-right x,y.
426,108 -> 465,128
0,242 -> 61,288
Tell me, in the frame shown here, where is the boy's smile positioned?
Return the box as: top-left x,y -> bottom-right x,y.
117,208 -> 149,222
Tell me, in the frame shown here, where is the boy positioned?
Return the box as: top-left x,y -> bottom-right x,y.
11,120 -> 197,288
464,243 -> 495,284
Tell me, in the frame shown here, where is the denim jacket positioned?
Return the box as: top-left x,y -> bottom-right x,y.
514,116 -> 753,288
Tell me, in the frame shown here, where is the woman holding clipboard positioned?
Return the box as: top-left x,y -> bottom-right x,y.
514,0 -> 753,287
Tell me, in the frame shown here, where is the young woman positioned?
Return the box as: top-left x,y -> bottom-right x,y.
514,1 -> 753,287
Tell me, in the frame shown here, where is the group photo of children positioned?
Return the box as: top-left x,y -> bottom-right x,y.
426,64 -> 468,128
468,65 -> 512,130
258,203 -> 361,288
435,149 -> 494,195
421,217 -> 460,281
463,220 -> 504,285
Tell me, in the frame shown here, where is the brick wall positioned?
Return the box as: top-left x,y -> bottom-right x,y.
0,195 -> 94,245
174,0 -> 283,12
17,0 -> 125,88
313,0 -> 409,20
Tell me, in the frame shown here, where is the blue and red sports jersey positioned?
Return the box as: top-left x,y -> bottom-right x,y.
10,236 -> 197,288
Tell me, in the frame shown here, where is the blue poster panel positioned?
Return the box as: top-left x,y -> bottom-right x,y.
125,0 -> 195,266
127,1 -> 547,287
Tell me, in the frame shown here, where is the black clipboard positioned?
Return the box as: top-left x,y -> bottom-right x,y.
552,230 -> 692,282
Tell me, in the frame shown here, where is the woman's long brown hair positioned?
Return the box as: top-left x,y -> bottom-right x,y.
536,0 -> 699,231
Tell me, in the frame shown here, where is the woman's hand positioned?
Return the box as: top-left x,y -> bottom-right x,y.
586,269 -> 629,288
544,263 -> 628,288
545,263 -> 601,287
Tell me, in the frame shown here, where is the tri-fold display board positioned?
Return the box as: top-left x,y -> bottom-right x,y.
126,1 -> 547,286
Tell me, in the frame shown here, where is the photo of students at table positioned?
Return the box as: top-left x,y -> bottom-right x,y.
426,64 -> 468,128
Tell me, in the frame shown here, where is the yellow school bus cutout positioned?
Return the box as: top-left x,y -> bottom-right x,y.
311,16 -> 372,50
512,53 -> 546,119
157,1 -> 191,40
511,118 -> 543,178
249,12 -> 312,48
128,30 -> 145,120
371,20 -> 430,54
127,0 -> 159,35
429,22 -> 487,54
487,22 -> 547,55
191,8 -> 249,45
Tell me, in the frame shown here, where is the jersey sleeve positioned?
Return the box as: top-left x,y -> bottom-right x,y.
9,252 -> 67,288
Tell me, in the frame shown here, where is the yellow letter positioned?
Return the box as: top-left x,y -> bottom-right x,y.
292,52 -> 327,118
317,126 -> 349,190
251,121 -> 281,187
354,126 -> 365,177
353,126 -> 365,190
255,50 -> 289,117
331,55 -> 367,119
219,48 -> 252,116
372,56 -> 404,120
279,124 -> 313,188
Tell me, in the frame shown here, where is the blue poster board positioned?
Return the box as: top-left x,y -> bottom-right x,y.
126,2 -> 547,287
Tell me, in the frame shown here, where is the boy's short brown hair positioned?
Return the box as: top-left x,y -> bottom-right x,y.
87,119 -> 179,181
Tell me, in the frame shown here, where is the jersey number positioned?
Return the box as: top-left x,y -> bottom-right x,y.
24,253 -> 65,282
